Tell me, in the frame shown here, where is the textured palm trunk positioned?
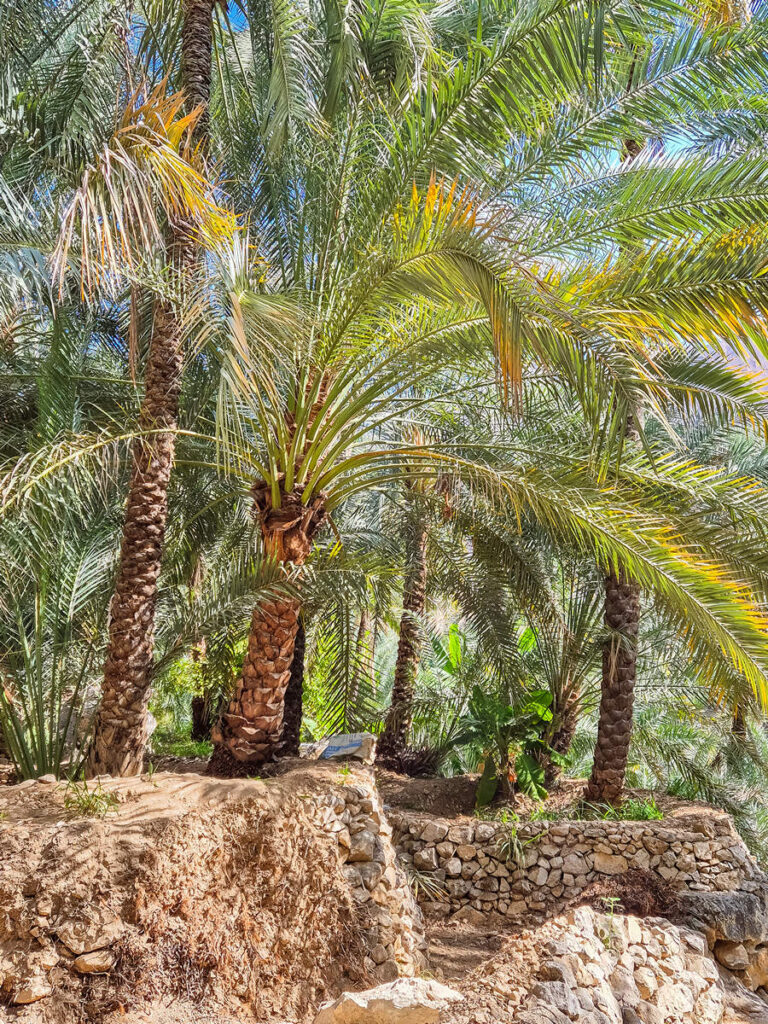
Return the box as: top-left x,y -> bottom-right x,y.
377,516 -> 428,761
88,296 -> 186,776
584,571 -> 641,806
209,483 -> 326,775
88,0 -> 215,777
544,689 -> 580,788
209,596 -> 302,770
280,617 -> 305,756
348,607 -> 372,707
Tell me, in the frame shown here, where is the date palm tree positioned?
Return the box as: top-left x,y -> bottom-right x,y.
190,0 -> 768,771
85,0 -> 219,776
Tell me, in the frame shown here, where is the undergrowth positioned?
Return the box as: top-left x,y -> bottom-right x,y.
63,779 -> 119,817
150,727 -> 212,760
528,796 -> 663,822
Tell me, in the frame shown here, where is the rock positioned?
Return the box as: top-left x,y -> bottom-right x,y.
452,906 -> 485,926
475,823 -> 496,842
72,949 -> 116,974
594,852 -> 628,875
633,967 -> 657,1000
744,947 -> 768,990
444,858 -> 462,878
679,889 -> 768,946
714,939 -> 750,971
36,774 -> 58,784
655,982 -> 694,1017
562,854 -> 587,876
446,825 -> 474,845
313,978 -> 463,1024
531,980 -> 580,1019
421,822 -> 449,844
12,976 -> 53,1004
635,999 -> 664,1024
413,847 -> 439,871
349,830 -> 377,862
55,906 -> 124,955
456,845 -> 477,861
610,966 -> 640,1008
538,960 -> 576,987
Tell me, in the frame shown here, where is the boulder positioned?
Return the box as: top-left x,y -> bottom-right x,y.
679,889 -> 768,946
55,905 -> 123,955
714,940 -> 750,972
313,978 -> 463,1024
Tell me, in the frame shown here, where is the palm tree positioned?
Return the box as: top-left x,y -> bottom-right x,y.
584,0 -> 757,806
0,0 -> 232,776
377,499 -> 429,760
193,0 -> 768,770
88,0 -> 220,776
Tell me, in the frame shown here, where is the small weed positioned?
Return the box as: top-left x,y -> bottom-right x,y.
597,895 -> 624,951
63,780 -> 119,818
475,806 -> 519,824
617,797 -> 664,821
529,803 -> 565,822
578,797 -> 663,822
0,810 -> 7,822
144,762 -> 158,787
337,763 -> 352,780
407,866 -> 446,902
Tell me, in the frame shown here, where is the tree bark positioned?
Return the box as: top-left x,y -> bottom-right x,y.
544,689 -> 580,788
208,467 -> 326,775
88,0 -> 215,777
377,515 -> 428,761
280,617 -> 305,756
584,571 -> 641,806
89,295 -> 186,776
209,596 -> 301,773
348,606 -> 372,708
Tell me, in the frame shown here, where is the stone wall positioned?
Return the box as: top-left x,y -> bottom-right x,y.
391,811 -> 762,922
471,905 -> 726,1024
312,775 -> 427,981
0,766 -> 425,1015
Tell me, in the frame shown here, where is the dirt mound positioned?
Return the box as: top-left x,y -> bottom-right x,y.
0,769 -> 371,1023
573,868 -> 682,919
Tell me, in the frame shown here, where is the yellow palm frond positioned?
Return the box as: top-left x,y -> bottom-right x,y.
54,82 -> 237,296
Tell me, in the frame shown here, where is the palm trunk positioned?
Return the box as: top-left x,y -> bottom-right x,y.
88,297 -> 185,776
544,689 -> 580,788
209,484 -> 327,775
209,596 -> 301,774
377,516 -> 427,761
88,0 -> 215,777
584,571 -> 641,806
281,617 -> 305,756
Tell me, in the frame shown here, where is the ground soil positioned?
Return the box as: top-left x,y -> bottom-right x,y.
1,760 -> 763,1024
0,766 -> 369,1024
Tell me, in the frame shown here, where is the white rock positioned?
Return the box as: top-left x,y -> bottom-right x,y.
55,906 -> 123,955
593,851 -> 628,875
313,978 -> 463,1024
72,949 -> 116,974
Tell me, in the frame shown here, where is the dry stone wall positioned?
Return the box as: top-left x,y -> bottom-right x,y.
312,775 -> 427,982
391,811 -> 761,921
482,906 -> 726,1024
